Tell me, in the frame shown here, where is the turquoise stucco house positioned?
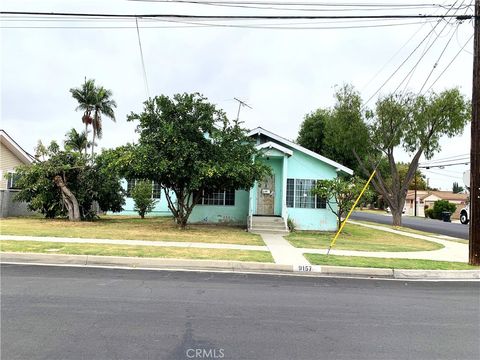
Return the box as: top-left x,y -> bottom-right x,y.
118,127 -> 353,231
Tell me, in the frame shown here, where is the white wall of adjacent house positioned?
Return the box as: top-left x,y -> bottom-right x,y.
0,142 -> 23,190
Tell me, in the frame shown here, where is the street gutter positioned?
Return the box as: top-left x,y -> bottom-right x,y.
2,252 -> 479,280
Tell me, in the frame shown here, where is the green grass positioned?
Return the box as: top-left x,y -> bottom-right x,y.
0,216 -> 263,246
285,223 -> 443,252
0,240 -> 273,263
305,254 -> 479,270
352,220 -> 469,244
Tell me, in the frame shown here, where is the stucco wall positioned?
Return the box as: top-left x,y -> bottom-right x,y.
188,190 -> 249,226
284,148 -> 339,231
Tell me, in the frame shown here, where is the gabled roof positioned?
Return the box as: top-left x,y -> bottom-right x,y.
0,130 -> 35,164
248,127 -> 354,175
256,141 -> 293,156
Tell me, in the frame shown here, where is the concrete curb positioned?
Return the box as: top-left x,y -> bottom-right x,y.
1,252 -> 479,280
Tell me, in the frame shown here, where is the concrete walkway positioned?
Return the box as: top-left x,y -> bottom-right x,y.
254,232 -> 310,266
0,235 -> 269,252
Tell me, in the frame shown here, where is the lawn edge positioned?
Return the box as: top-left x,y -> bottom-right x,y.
2,252 -> 479,280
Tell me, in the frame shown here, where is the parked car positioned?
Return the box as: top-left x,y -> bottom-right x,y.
460,206 -> 470,225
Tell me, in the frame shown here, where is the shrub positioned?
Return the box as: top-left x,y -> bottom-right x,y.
425,208 -> 434,219
431,200 -> 457,220
287,217 -> 296,232
131,180 -> 157,219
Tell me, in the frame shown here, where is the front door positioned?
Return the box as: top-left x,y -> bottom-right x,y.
256,175 -> 275,215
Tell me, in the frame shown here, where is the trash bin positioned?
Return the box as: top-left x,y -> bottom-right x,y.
441,211 -> 452,222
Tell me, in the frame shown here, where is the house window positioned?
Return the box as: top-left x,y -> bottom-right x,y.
126,179 -> 136,197
152,181 -> 161,199
286,178 -> 326,209
127,179 -> 161,199
196,190 -> 235,206
7,172 -> 20,190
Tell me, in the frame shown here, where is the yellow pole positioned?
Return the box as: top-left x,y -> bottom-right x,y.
327,170 -> 377,255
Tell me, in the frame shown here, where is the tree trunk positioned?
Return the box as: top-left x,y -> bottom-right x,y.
85,122 -> 89,156
54,175 -> 81,221
91,127 -> 96,159
391,207 -> 403,227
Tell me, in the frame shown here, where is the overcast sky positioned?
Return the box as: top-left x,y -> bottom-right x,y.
1,0 -> 474,190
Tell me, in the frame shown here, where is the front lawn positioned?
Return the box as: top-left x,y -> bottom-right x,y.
353,220 -> 469,244
305,254 -> 478,270
285,223 -> 443,252
0,240 -> 273,262
0,216 -> 263,246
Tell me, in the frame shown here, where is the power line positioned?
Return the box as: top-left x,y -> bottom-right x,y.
0,11 -> 475,20
135,18 -> 150,99
0,20 -> 440,30
424,32 -> 474,92
128,0 -> 473,12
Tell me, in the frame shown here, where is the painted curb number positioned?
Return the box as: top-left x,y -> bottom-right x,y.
297,265 -> 312,272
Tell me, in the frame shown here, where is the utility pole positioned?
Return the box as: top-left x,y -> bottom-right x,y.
234,97 -> 252,121
470,0 -> 480,265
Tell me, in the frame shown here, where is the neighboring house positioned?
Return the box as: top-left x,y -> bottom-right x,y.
405,190 -> 468,219
117,127 -> 353,231
0,130 -> 36,217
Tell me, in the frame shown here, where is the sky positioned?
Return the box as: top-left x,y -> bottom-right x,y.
0,0 -> 475,190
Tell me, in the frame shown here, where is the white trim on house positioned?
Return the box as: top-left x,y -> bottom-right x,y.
0,130 -> 34,164
256,141 -> 293,156
248,127 -> 354,175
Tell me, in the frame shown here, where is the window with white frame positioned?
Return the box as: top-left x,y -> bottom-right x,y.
196,189 -> 235,206
7,171 -> 20,190
286,178 -> 326,209
126,179 -> 161,199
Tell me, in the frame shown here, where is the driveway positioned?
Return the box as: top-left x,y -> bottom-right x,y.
351,211 -> 469,240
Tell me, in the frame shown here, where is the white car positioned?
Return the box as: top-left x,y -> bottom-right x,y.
460,206 -> 470,225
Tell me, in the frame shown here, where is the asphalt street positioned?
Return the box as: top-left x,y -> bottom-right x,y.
1,264 -> 479,360
351,211 -> 470,239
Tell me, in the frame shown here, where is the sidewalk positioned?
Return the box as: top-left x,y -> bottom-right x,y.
0,235 -> 269,252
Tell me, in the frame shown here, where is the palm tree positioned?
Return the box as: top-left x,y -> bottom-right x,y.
70,79 -> 117,158
69,78 -> 96,156
90,86 -> 117,158
64,128 -> 90,154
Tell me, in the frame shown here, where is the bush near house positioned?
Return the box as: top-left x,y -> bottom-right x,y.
431,200 -> 457,220
131,180 -> 157,219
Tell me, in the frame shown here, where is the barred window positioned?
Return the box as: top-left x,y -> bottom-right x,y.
152,181 -> 161,199
126,179 -> 136,197
196,189 -> 235,206
286,178 -> 294,208
286,178 -> 327,209
127,179 -> 161,199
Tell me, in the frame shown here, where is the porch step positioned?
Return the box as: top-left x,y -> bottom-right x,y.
250,216 -> 288,233
251,216 -> 284,223
250,228 -> 290,234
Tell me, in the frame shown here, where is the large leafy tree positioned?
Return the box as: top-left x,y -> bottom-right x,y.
116,93 -> 269,229
355,89 -> 470,226
14,140 -> 125,221
297,85 -> 370,175
70,79 -> 116,157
